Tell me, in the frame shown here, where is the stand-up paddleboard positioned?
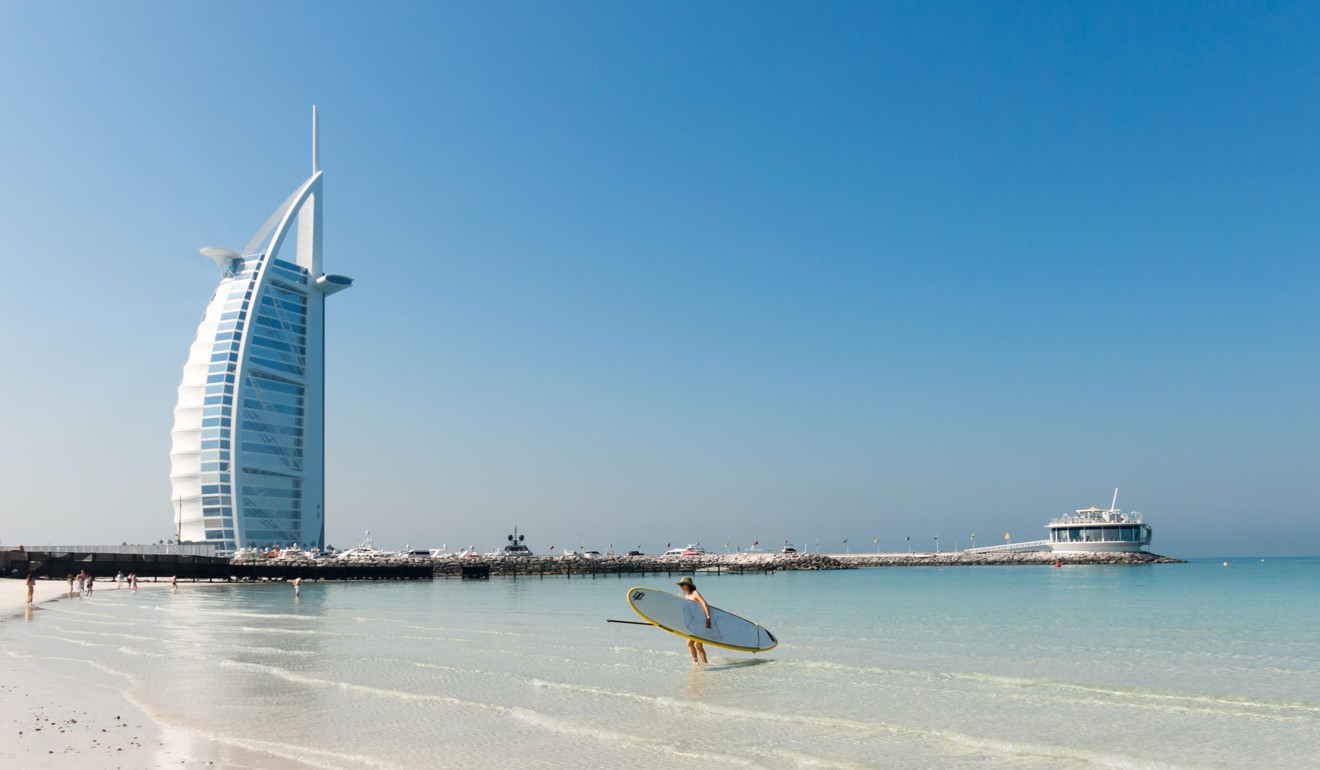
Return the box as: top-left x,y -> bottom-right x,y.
627,587 -> 778,652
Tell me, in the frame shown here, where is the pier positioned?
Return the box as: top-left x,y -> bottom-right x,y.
420,550 -> 1183,576
827,550 -> 1184,566
249,549 -> 1182,580
1,549 -> 1184,586
3,550 -> 433,582
431,551 -> 848,578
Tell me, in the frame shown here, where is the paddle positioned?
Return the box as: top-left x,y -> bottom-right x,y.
606,619 -> 654,626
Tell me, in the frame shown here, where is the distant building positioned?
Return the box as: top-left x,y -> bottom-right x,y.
169,108 -> 351,552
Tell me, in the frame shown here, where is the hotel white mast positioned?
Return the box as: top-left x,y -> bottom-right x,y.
169,107 -> 352,552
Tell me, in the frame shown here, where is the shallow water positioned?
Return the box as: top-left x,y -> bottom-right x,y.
4,558 -> 1317,769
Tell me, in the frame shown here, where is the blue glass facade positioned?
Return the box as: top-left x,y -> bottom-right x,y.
191,256 -> 314,551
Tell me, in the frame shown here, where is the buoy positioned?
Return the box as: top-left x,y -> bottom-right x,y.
1053,560 -> 1061,568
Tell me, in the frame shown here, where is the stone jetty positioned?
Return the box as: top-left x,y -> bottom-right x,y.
431,551 -> 851,578
830,551 -> 1184,566
225,549 -> 1182,580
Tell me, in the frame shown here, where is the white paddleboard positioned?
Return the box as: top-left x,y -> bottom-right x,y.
627,587 -> 778,652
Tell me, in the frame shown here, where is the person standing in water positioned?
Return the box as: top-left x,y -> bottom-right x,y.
25,572 -> 36,606
292,577 -> 302,597
676,576 -> 711,664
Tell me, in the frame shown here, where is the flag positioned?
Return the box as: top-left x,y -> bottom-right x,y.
550,545 -> 555,550
843,538 -> 848,543
754,540 -> 759,545
873,537 -> 878,543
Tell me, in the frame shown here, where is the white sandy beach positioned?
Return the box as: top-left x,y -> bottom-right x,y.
1,578 -> 312,769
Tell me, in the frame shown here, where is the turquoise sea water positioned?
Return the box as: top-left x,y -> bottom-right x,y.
4,558 -> 1318,769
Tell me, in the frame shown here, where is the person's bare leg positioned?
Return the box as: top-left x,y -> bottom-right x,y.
695,642 -> 707,664
688,640 -> 699,663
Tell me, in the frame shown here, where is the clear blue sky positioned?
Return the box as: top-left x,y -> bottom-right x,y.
1,2 -> 1316,557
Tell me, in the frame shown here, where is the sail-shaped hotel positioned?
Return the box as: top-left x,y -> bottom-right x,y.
169,108 -> 351,552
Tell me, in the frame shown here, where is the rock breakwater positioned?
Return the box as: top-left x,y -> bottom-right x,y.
229,549 -> 1182,580
832,551 -> 1184,566
431,551 -> 850,577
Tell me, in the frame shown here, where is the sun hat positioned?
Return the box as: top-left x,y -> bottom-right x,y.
676,576 -> 695,588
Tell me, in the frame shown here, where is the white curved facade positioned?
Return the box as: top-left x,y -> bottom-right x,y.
170,108 -> 350,552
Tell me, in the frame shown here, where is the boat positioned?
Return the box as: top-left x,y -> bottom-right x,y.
486,527 -> 534,557
1046,489 -> 1152,553
336,531 -> 394,561
274,543 -> 309,560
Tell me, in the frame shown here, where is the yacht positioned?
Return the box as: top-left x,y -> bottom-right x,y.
488,527 -> 533,557
336,532 -> 394,561
663,544 -> 707,557
274,544 -> 309,560
1046,489 -> 1152,553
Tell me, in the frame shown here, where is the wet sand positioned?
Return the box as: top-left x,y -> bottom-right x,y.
2,579 -> 311,769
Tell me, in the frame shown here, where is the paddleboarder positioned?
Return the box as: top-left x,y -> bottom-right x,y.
677,576 -> 711,664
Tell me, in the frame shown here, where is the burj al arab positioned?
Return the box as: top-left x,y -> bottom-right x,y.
169,107 -> 352,552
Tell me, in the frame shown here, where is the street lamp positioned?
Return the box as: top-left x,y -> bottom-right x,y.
934,535 -> 940,554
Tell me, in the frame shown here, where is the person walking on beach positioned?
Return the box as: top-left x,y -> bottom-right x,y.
66,573 -> 75,597
677,576 -> 711,665
87,574 -> 94,593
293,576 -> 302,597
25,572 -> 36,606
75,571 -> 86,596
171,575 -> 178,592
116,571 -> 124,589
129,573 -> 138,593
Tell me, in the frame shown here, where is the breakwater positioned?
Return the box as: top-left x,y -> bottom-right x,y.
221,549 -> 1182,581
831,551 -> 1184,566
223,551 -> 848,579
433,551 -> 850,578
4,549 -> 1182,584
